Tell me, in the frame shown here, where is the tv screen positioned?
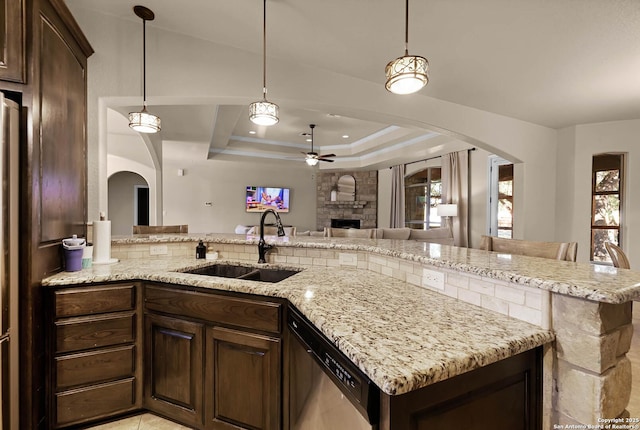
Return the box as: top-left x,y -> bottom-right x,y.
246,186 -> 290,213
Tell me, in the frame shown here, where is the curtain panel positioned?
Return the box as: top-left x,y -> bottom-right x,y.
390,164 -> 405,228
442,151 -> 469,247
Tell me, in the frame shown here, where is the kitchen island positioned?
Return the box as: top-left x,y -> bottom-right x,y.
43,233 -> 640,428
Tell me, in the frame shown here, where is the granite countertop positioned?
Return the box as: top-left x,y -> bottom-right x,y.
109,233 -> 640,304
43,257 -> 554,396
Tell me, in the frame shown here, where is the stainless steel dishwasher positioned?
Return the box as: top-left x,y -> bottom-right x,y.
288,307 -> 379,430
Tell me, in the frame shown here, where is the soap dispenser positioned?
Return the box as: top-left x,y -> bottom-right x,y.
196,240 -> 206,259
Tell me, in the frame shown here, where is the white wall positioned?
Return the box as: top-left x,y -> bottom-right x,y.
556,119 -> 640,266
377,168 -> 391,228
68,6 -> 560,243
469,149 -> 491,248
162,156 -> 317,233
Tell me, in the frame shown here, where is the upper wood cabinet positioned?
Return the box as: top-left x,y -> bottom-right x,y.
37,0 -> 92,246
0,0 -> 25,82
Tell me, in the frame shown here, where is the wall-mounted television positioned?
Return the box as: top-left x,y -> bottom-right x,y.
246,186 -> 290,213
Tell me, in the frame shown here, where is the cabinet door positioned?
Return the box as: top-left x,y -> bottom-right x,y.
145,313 -> 204,428
205,327 -> 281,430
0,0 -> 24,82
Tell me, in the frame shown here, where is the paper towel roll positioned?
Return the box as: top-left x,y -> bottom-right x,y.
93,220 -> 114,264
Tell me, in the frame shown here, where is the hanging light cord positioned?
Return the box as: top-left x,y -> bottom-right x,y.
262,0 -> 268,100
404,0 -> 409,56
142,16 -> 147,107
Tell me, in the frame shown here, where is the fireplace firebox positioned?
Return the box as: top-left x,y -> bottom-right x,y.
331,219 -> 361,229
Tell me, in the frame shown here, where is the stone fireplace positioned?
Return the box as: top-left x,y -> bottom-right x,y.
316,171 -> 377,230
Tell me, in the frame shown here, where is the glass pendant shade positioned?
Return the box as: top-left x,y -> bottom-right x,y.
129,107 -> 161,133
249,99 -> 279,126
385,54 -> 429,95
305,157 -> 319,166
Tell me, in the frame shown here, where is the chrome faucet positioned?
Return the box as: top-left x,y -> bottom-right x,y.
258,209 -> 286,263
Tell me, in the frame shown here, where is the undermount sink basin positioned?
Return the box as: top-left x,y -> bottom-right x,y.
181,264 -> 300,283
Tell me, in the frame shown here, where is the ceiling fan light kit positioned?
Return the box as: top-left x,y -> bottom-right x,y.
385,0 -> 429,95
128,5 -> 161,133
303,124 -> 336,166
249,0 -> 279,126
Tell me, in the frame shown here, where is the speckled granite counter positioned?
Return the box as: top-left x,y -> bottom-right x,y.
48,233 -> 640,424
43,257 -> 553,396
108,233 -> 640,304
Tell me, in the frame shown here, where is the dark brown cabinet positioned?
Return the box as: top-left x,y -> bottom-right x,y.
205,326 -> 281,430
379,347 -> 542,430
15,0 -> 94,427
0,0 -> 25,82
144,283 -> 284,430
144,313 -> 204,428
47,283 -> 142,429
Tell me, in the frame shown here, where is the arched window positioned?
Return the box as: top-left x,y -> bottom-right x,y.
404,167 -> 442,230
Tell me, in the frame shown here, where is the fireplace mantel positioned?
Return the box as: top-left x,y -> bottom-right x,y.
325,200 -> 368,209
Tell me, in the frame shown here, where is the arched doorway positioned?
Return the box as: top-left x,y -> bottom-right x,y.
108,171 -> 149,235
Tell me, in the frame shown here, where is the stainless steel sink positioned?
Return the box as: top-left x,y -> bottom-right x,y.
181,264 -> 300,283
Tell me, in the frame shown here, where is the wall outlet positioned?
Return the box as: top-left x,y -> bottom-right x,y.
339,253 -> 358,266
422,268 -> 445,290
150,244 -> 168,255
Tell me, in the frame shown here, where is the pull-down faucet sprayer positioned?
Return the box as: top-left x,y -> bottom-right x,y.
258,209 -> 285,263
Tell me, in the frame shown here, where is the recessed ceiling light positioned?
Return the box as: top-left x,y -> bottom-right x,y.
249,130 -> 257,135
300,132 -> 312,142
342,135 -> 349,139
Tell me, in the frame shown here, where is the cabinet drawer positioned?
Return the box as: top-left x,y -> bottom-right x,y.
145,285 -> 282,334
55,283 -> 136,318
56,345 -> 135,390
55,378 -> 136,427
56,312 -> 135,353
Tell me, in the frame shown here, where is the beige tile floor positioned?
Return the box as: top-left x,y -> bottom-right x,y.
83,413 -> 192,430
84,304 -> 640,429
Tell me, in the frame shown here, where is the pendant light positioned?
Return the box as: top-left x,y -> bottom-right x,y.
128,5 -> 161,133
385,0 -> 429,95
249,0 -> 279,126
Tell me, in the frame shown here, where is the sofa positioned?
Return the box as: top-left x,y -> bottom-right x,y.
375,226 -> 454,245
235,224 -> 455,245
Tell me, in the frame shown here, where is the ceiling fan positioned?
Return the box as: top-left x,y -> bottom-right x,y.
302,124 -> 336,166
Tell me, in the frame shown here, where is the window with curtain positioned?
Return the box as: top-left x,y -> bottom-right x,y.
404,167 -> 442,230
591,153 -> 624,263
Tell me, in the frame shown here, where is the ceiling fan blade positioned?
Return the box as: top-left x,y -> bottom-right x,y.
319,158 -> 335,162
318,154 -> 336,159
